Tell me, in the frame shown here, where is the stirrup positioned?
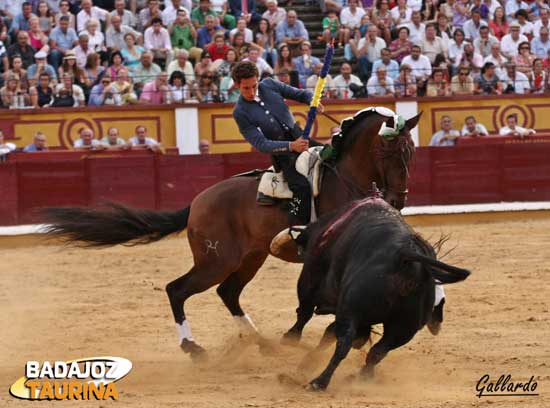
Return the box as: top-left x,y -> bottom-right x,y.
270,225 -> 307,255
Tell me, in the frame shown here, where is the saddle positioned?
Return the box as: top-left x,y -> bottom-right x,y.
257,146 -> 324,201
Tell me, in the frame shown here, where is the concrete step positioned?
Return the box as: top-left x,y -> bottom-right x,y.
284,0 -> 317,5
300,13 -> 325,23
290,4 -> 323,13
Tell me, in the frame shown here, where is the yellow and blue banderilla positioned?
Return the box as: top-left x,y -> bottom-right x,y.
302,41 -> 335,140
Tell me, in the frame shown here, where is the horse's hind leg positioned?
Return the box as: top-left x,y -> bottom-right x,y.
166,265 -> 228,360
216,250 -> 268,337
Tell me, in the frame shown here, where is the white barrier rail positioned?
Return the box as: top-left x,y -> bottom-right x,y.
2,202 -> 550,236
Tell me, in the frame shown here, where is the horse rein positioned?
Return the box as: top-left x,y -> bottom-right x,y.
321,161 -> 368,200
320,112 -> 342,126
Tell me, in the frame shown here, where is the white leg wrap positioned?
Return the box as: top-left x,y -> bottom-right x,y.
233,314 -> 258,334
434,284 -> 445,307
177,320 -> 194,343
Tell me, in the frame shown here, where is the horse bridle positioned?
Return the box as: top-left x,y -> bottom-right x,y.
373,133 -> 415,203
319,112 -> 413,204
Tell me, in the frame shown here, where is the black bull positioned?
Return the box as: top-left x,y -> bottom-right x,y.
283,197 -> 471,390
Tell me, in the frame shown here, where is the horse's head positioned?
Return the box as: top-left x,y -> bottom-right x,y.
373,112 -> 422,210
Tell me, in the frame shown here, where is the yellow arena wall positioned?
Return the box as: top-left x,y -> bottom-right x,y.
417,94 -> 550,146
2,95 -> 549,152
0,106 -> 176,149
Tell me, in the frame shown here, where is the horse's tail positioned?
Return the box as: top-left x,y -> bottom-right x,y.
42,203 -> 190,247
401,250 -> 471,284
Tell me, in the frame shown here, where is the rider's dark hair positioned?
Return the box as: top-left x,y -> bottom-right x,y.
231,61 -> 259,84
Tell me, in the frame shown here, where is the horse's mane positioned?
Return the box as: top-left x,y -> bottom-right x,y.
333,110 -> 391,158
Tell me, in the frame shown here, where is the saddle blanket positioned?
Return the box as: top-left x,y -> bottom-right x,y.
258,146 -> 323,199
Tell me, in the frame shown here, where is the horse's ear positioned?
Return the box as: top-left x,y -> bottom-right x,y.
405,112 -> 423,130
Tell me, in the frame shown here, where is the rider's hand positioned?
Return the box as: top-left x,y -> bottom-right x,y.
290,138 -> 309,153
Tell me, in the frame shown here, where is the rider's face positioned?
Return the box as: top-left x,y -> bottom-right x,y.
237,76 -> 259,101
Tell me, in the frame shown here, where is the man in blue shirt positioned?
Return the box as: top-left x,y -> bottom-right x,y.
48,16 -> 78,71
531,27 -> 550,58
23,132 -> 49,152
197,15 -> 223,48
275,10 -> 309,51
372,48 -> 400,80
293,41 -> 320,88
10,1 -> 34,37
89,75 -> 121,106
27,51 -> 57,86
232,61 -> 322,226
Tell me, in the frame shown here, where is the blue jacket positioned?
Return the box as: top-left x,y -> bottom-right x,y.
233,78 -> 312,154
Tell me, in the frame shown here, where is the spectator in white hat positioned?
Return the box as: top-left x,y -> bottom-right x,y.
27,50 -> 58,87
501,22 -> 528,59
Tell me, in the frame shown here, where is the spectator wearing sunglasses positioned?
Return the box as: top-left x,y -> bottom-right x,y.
193,70 -> 220,102
451,65 -> 474,95
514,41 -> 536,75
89,72 -> 121,105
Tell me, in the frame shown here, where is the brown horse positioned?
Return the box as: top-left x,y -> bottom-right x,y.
44,109 -> 421,359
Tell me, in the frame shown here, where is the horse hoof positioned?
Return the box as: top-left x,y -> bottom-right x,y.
180,339 -> 208,362
305,381 -> 326,392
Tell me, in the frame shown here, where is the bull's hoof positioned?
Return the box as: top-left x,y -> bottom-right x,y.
257,336 -> 277,355
359,366 -> 375,380
281,330 -> 302,346
277,373 -> 302,386
180,339 -> 208,362
305,380 -> 327,391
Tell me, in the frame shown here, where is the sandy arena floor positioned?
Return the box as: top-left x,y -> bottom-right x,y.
1,217 -> 549,408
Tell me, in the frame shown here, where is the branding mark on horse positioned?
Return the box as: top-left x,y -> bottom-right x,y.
205,240 -> 220,256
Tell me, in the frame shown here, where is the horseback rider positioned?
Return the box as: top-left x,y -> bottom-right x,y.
232,61 -> 324,226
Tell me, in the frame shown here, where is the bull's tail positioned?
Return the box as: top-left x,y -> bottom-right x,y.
401,251 -> 471,284
42,203 -> 190,247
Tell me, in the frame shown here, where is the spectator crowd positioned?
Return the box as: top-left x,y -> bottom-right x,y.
428,112 -> 536,145
1,0 -> 550,108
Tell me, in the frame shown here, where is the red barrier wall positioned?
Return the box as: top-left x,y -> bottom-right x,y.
3,144 -> 550,226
